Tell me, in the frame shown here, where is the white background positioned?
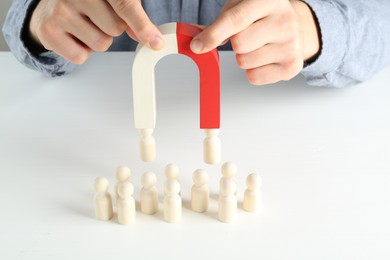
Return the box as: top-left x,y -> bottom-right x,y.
1,52 -> 390,259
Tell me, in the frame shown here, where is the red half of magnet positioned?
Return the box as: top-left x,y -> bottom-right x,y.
176,22 -> 220,129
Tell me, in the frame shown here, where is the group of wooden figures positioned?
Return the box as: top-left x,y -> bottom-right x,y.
93,162 -> 262,224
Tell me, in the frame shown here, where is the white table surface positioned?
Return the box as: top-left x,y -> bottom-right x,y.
1,51 -> 390,259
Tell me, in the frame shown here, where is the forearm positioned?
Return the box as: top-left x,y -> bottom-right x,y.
2,0 -> 77,78
300,0 -> 390,87
290,0 -> 321,62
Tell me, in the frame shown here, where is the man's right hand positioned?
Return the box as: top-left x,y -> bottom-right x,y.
29,0 -> 164,64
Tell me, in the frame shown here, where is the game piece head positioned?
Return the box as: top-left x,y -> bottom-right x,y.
139,128 -> 154,136
221,161 -> 237,178
115,166 -> 131,181
246,173 -> 262,190
141,171 -> 157,188
192,169 -> 208,186
220,180 -> 237,196
164,179 -> 180,195
117,182 -> 134,198
204,129 -> 219,136
165,163 -> 179,179
94,177 -> 110,193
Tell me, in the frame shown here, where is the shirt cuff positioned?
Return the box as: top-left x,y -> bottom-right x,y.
300,0 -> 348,87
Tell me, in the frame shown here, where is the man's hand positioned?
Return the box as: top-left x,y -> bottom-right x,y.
29,0 -> 164,64
190,0 -> 320,85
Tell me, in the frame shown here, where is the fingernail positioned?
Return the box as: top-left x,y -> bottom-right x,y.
149,35 -> 164,50
191,38 -> 203,53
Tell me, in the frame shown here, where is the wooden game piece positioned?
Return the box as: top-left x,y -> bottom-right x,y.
221,161 -> 237,179
163,179 -> 182,223
139,128 -> 156,162
93,177 -> 113,221
115,165 -> 131,201
165,163 -> 180,195
243,173 -> 262,213
164,163 -> 180,180
116,182 -> 136,225
132,22 -> 220,162
191,169 -> 209,213
203,129 -> 221,164
140,171 -> 158,215
218,179 -> 237,223
219,161 -> 237,198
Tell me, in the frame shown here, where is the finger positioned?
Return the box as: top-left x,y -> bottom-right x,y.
236,43 -> 287,69
246,61 -> 302,85
193,0 -> 241,51
191,0 -> 270,53
106,0 -> 164,50
64,14 -> 113,52
189,24 -> 205,30
82,0 -> 127,37
246,64 -> 296,85
126,27 -> 139,41
219,39 -> 229,46
39,29 -> 92,64
212,0 -> 241,48
230,19 -> 275,54
231,15 -> 301,54
236,45 -> 280,69
220,0 -> 242,13
246,64 -> 285,85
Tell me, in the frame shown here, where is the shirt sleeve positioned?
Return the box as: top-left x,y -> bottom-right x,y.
301,0 -> 390,88
2,0 -> 76,78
